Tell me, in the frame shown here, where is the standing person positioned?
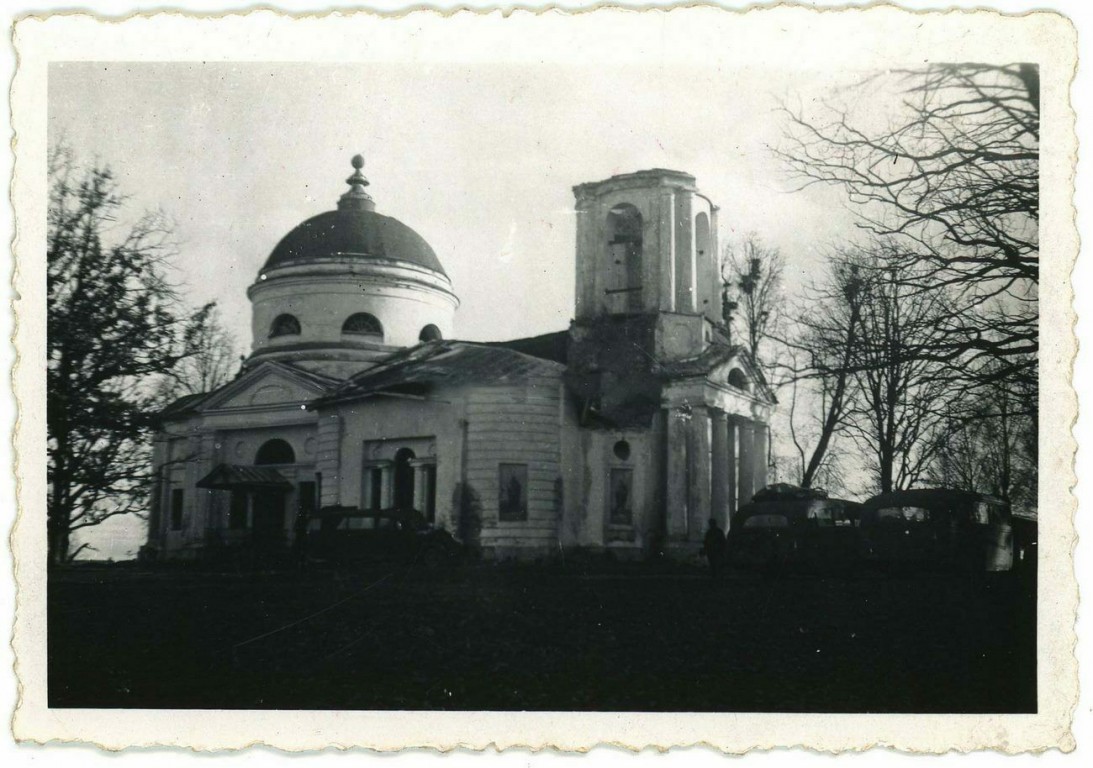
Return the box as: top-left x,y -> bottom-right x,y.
292,508 -> 310,569
702,518 -> 726,581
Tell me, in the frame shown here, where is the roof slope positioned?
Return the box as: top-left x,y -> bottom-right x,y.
483,330 -> 569,364
318,340 -> 565,406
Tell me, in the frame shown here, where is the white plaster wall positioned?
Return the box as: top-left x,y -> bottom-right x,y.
573,429 -> 657,551
248,260 -> 458,356
331,394 -> 464,531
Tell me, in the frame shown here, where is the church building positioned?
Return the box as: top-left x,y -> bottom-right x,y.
147,156 -> 775,561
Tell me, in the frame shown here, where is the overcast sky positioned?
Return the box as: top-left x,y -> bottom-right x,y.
49,61 -> 865,356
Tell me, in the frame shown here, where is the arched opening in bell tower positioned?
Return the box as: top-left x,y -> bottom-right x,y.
605,204 -> 643,314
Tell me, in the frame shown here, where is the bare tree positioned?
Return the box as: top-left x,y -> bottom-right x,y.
722,233 -> 785,374
843,252 -> 956,494
777,63 -> 1039,395
47,145 -> 213,565
780,253 -> 865,489
158,303 -> 240,398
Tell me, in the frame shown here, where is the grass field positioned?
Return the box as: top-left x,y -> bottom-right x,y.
47,561 -> 1036,712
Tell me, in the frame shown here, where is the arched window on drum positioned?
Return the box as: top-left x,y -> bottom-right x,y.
419,324 -> 442,342
269,314 -> 301,338
605,204 -> 643,314
342,312 -> 384,340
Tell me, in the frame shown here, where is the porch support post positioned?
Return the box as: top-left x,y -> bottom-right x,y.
737,419 -> 755,507
727,416 -> 738,525
710,409 -> 730,529
687,405 -> 711,542
413,465 -> 426,514
753,422 -> 770,495
665,407 -> 689,540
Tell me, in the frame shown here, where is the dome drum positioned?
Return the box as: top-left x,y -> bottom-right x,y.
249,272 -> 455,358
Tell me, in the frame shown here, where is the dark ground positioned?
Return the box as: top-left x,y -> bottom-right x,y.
48,560 -> 1036,712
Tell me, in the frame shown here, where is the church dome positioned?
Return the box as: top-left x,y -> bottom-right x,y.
262,154 -> 446,276
264,209 -> 447,275
246,154 -> 459,378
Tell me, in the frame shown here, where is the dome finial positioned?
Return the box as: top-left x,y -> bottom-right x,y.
339,152 -> 375,212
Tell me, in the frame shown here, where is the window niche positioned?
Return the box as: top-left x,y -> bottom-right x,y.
498,463 -> 528,522
607,468 -> 634,526
170,488 -> 185,531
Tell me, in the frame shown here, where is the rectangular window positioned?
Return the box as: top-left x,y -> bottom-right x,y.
412,459 -> 439,524
424,464 -> 437,524
363,466 -> 385,511
607,468 -> 634,525
228,490 -> 247,530
170,488 -> 185,531
498,463 -> 528,522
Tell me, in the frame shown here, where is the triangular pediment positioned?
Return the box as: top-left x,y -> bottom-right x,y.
198,362 -> 337,412
708,352 -> 775,404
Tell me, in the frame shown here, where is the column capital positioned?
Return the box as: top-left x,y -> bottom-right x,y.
710,407 -> 728,424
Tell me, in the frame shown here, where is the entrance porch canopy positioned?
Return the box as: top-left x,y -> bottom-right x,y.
196,463 -> 293,491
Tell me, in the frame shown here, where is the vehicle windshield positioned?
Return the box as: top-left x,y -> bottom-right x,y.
742,514 -> 789,529
876,506 -> 932,524
970,501 -> 1010,525
807,500 -> 857,527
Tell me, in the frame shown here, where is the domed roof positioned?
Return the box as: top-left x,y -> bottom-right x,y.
263,208 -> 446,275
261,154 -> 447,276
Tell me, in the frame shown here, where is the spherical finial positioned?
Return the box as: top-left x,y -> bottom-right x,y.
339,152 -> 374,211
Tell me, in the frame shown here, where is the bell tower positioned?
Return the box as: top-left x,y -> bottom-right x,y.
566,169 -> 725,428
571,169 -> 722,360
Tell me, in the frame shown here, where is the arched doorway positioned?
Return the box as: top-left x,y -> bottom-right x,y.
394,448 -> 416,512
252,438 -> 295,546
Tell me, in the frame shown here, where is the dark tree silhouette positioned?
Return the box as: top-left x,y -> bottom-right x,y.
47,146 -> 213,565
844,253 -> 955,494
777,63 -> 1039,396
782,254 -> 865,489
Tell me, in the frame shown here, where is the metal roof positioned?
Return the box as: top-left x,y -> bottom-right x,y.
262,209 -> 447,276
318,340 -> 566,406
196,464 -> 293,491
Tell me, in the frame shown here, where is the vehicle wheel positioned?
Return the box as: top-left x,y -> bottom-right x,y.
421,545 -> 447,569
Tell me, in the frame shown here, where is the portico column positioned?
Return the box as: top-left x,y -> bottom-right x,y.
710,409 -> 730,528
687,405 -> 712,541
737,419 -> 755,507
665,407 -> 689,539
413,465 -> 426,513
727,417 -> 738,524
753,422 -> 770,494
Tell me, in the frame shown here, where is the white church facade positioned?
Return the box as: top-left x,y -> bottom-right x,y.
146,156 -> 774,561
